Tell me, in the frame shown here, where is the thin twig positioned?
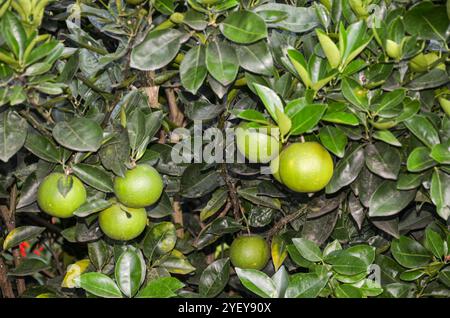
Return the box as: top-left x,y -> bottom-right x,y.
0,257 -> 14,298
267,206 -> 308,238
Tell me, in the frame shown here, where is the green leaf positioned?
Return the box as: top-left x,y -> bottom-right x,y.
341,77 -> 368,111
335,284 -> 364,298
130,29 -> 183,71
199,258 -> 230,298
74,199 -> 111,217
8,258 -> 50,276
88,240 -> 110,271
285,272 -> 328,298
319,126 -> 347,158
77,272 -> 122,298
404,115 -> 440,148
232,109 -> 269,125
424,227 -> 445,259
252,83 -> 284,123
364,143 -> 401,180
407,147 -> 437,172
391,236 -> 432,268
396,173 -> 423,190
287,49 -> 312,88
137,277 -> 184,298
142,222 -> 177,261
322,111 -> 359,126
235,268 -> 277,298
290,104 -> 327,136
115,249 -> 145,297
25,133 -> 62,163
430,169 -> 450,220
0,11 -> 26,61
3,226 -> 45,250
291,238 -> 322,262
372,89 -> 406,118
326,144 -> 365,194
404,2 -> 449,42
206,40 -> 238,86
0,111 -> 28,162
345,245 -> 375,266
368,180 -> 416,217
373,130 -> 402,147
53,118 -> 103,152
159,256 -> 196,275
220,11 -> 267,44
180,45 -> 207,94
430,142 -> 450,164
325,250 -> 368,276
200,188 -> 228,221
72,164 -> 114,193
236,41 -> 274,76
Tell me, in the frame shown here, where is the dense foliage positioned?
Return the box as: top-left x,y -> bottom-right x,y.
0,0 -> 449,299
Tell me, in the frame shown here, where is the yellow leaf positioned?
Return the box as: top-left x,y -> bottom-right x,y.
61,259 -> 90,288
271,235 -> 287,271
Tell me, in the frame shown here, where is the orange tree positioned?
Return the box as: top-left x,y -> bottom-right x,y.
0,0 -> 449,298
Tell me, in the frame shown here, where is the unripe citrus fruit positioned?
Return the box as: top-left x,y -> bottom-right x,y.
409,52 -> 445,73
37,173 -> 87,218
114,164 -> 163,208
386,40 -> 402,60
99,203 -> 147,241
276,142 -> 334,193
235,124 -> 281,163
230,235 -> 270,270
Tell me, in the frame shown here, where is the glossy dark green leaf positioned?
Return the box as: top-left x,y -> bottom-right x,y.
25,133 -> 62,163
130,29 -> 183,71
391,236 -> 432,268
341,77 -> 368,111
371,89 -> 405,118
404,2 -> 449,41
3,226 -> 45,250
159,256 -> 195,275
199,258 -> 230,298
180,165 -> 224,198
290,104 -> 327,136
372,130 -> 402,147
77,272 -> 122,298
285,272 -> 328,298
72,164 -> 114,193
237,41 -> 274,76
206,41 -> 238,86
0,111 -> 28,162
88,240 -> 110,271
325,250 -> 368,276
335,284 -> 364,298
326,144 -> 365,194
220,11 -> 267,44
235,268 -> 277,298
404,115 -> 440,148
8,258 -> 50,276
115,249 -> 144,297
142,222 -> 177,261
53,118 -> 103,152
319,126 -> 347,158
430,169 -> 450,220
180,45 -> 207,94
365,143 -> 401,180
368,181 -> 416,217
291,238 -> 322,262
137,277 -> 184,298
74,199 -> 111,217
424,227 -> 445,259
252,83 -> 284,123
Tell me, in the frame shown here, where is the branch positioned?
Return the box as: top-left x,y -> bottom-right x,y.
0,257 -> 15,298
267,206 -> 308,238
165,87 -> 185,127
0,184 -> 26,295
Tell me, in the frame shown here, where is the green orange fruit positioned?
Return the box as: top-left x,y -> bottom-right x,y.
235,124 -> 281,164
275,142 -> 334,193
99,203 -> 147,241
229,235 -> 270,270
37,173 -> 87,218
126,0 -> 146,5
114,165 -> 164,208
